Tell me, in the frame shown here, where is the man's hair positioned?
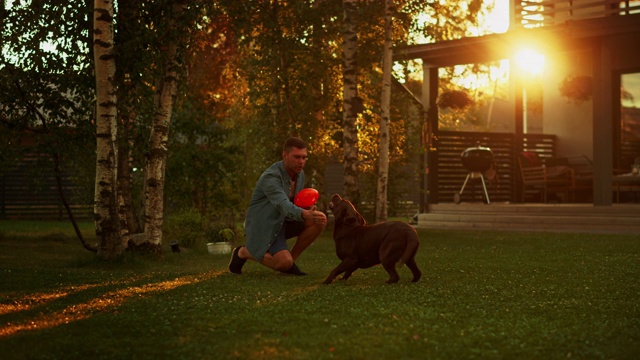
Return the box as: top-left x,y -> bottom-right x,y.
283,137 -> 307,152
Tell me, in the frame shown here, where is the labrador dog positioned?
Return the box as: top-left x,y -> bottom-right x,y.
324,194 -> 422,284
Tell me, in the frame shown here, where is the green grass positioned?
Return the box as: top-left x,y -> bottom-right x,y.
1,220 -> 639,359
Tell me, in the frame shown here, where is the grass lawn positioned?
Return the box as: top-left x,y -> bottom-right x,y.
1,220 -> 639,359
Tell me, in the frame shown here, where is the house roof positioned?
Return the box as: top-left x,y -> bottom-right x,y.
394,13 -> 640,67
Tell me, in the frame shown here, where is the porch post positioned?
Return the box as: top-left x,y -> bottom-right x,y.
592,40 -> 614,206
421,63 -> 439,209
514,69 -> 524,202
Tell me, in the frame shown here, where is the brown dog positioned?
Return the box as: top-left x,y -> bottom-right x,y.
324,194 -> 422,284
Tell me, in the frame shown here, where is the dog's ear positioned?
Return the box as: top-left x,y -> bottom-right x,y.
344,200 -> 366,226
330,194 -> 342,209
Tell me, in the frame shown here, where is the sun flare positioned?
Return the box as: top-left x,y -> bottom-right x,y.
514,48 -> 546,76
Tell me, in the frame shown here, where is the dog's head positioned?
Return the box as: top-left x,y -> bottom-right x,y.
329,194 -> 366,237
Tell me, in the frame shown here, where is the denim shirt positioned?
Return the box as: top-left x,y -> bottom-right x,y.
244,160 -> 305,260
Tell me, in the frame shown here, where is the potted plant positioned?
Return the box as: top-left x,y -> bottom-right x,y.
559,75 -> 592,103
206,227 -> 234,255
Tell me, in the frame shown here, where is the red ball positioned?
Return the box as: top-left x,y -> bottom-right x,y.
294,188 -> 319,208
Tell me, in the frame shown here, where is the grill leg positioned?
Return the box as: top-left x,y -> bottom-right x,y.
459,173 -> 472,195
454,173 -> 472,204
479,174 -> 491,204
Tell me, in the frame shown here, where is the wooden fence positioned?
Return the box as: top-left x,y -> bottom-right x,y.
0,154 -> 92,220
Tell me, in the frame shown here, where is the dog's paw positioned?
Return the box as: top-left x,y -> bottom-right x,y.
385,276 -> 400,284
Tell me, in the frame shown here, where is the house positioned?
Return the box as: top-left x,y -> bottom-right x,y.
395,0 -> 640,209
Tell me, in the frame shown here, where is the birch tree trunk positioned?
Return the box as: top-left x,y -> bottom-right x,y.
93,0 -> 122,259
143,2 -> 185,246
376,0 -> 394,223
342,0 -> 360,204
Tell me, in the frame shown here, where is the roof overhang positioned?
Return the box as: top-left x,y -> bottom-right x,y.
394,13 -> 640,67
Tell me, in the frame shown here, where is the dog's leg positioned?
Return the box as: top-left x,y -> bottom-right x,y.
381,260 -> 400,284
405,257 -> 422,282
323,258 -> 357,284
341,268 -> 356,280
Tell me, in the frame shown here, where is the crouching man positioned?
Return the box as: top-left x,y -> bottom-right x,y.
228,137 -> 327,276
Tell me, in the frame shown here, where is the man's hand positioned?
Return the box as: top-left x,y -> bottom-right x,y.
303,206 -> 327,225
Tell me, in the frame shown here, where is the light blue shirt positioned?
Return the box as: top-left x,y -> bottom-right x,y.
244,160 -> 305,260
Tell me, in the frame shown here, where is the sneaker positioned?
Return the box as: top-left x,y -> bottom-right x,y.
228,246 -> 246,274
283,262 -> 307,276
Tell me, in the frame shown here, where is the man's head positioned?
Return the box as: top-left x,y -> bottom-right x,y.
282,137 -> 308,177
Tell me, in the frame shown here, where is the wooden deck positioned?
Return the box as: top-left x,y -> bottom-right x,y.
416,203 -> 640,234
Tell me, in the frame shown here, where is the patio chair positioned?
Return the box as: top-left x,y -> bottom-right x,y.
517,152 -> 575,202
565,155 -> 594,201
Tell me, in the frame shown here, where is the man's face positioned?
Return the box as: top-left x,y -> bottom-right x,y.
283,147 -> 308,175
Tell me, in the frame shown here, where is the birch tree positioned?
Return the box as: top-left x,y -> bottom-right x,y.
93,0 -> 122,259
342,0 -> 360,204
375,0 -> 394,223
142,1 -> 187,246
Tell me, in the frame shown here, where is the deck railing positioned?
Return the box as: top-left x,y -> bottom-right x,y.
513,0 -> 640,28
433,131 -> 557,203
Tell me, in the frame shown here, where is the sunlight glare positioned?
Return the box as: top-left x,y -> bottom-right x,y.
514,48 -> 545,76
0,271 -> 226,337
483,0 -> 510,33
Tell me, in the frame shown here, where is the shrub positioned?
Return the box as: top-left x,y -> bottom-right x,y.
164,209 -> 241,248
163,209 -> 206,249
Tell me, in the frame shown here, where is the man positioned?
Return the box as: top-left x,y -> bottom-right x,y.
228,137 -> 327,275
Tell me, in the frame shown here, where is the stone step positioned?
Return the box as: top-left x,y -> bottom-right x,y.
424,202 -> 639,215
416,203 -> 640,234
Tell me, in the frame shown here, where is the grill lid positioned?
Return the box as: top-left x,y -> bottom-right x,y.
461,146 -> 493,172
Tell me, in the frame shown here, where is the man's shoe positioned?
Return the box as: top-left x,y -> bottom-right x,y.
283,262 -> 307,276
228,246 -> 246,274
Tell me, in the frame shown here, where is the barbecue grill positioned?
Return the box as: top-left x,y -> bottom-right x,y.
453,145 -> 493,204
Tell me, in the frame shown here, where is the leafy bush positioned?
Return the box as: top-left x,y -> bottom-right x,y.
163,209 -> 207,249
164,209 -> 240,248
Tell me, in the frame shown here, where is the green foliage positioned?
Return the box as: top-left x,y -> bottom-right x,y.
1,1 -> 94,128
203,222 -> 237,244
163,209 -> 239,249
163,209 -> 207,249
165,106 -> 244,217
1,1 -> 96,217
1,222 -> 639,359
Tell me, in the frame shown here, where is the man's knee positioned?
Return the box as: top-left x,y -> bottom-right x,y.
271,251 -> 294,271
274,258 -> 294,271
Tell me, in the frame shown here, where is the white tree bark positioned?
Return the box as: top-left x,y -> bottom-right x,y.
93,0 -> 122,258
376,0 -> 394,222
143,2 -> 185,245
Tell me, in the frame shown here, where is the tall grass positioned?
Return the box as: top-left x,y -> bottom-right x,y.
1,220 -> 639,359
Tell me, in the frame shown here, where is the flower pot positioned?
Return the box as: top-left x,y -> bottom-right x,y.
207,242 -> 232,255
170,240 -> 180,253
